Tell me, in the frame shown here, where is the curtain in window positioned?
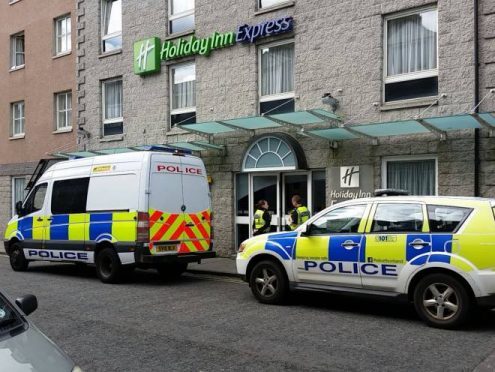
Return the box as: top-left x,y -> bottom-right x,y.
11,35 -> 24,67
13,103 -> 24,135
14,178 -> 26,212
103,0 -> 121,35
387,10 -> 437,76
387,160 -> 435,195
261,43 -> 294,96
172,64 -> 196,110
105,81 -> 123,119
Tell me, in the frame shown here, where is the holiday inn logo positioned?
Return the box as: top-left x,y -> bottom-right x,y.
133,16 -> 294,76
134,37 -> 161,75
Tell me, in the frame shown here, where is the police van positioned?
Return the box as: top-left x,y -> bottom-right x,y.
237,196 -> 495,328
4,150 -> 215,283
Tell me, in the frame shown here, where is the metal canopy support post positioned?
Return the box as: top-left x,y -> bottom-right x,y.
216,121 -> 255,135
469,113 -> 495,137
343,127 -> 379,146
416,119 -> 447,141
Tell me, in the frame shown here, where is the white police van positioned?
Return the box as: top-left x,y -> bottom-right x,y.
4,149 -> 215,283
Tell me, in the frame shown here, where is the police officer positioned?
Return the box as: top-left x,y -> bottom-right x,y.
253,199 -> 271,236
288,194 -> 310,230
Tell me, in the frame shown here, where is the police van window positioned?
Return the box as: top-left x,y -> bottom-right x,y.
372,203 -> 423,233
23,183 -> 47,215
427,205 -> 472,233
51,178 -> 90,215
310,205 -> 366,235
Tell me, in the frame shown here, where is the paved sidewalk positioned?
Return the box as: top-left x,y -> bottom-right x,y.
187,257 -> 238,276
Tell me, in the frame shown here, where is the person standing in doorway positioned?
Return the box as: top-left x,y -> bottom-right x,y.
253,200 -> 271,236
288,194 -> 310,230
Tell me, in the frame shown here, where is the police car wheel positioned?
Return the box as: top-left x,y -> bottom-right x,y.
96,247 -> 123,284
414,274 -> 472,329
10,244 -> 29,272
249,260 -> 288,305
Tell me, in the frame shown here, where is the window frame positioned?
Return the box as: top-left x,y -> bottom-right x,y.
101,0 -> 122,53
370,202 -> 426,234
426,204 -> 473,234
381,155 -> 438,196
50,177 -> 90,215
54,14 -> 72,56
11,177 -> 26,217
169,61 -> 196,118
55,91 -> 72,131
11,101 -> 25,137
102,77 -> 123,136
10,32 -> 25,70
258,39 -> 295,113
168,0 -> 195,34
382,6 -> 439,99
22,183 -> 48,216
258,0 -> 291,10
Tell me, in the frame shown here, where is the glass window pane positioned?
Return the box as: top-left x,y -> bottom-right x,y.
311,205 -> 366,235
104,80 -> 123,120
387,10 -> 437,76
103,35 -> 122,52
253,176 -> 278,216
284,175 -> 307,215
260,43 -> 294,96
23,184 -> 47,214
427,205 -> 472,233
259,98 -> 294,115
51,178 -> 90,214
372,204 -> 423,233
103,0 -> 121,35
172,64 -> 196,110
104,121 -> 123,136
236,174 -> 249,217
236,224 -> 249,248
386,159 -> 436,195
260,0 -> 285,8
312,171 -> 326,215
170,14 -> 195,34
58,111 -> 66,128
66,17 -> 72,50
171,0 -> 194,14
170,112 -> 195,127
385,76 -> 438,102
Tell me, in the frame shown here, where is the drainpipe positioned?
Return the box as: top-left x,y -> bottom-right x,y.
474,0 -> 480,196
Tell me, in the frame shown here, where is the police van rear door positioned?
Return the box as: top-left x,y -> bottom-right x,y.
148,154 -> 186,255
180,155 -> 211,253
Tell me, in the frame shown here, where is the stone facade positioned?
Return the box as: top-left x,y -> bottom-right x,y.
75,0 -> 495,256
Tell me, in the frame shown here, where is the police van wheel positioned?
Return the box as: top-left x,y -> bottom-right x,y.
10,244 -> 29,272
414,273 -> 472,329
249,260 -> 288,305
96,247 -> 123,284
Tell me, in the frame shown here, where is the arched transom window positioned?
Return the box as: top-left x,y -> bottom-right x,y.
242,136 -> 296,172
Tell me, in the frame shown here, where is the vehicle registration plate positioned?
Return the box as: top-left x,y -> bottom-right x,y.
155,245 -> 178,253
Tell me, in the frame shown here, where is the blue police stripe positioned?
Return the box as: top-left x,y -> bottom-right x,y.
267,232 -> 297,258
89,213 -> 113,241
431,234 -> 453,253
18,217 -> 33,240
50,215 -> 69,240
406,234 -> 432,262
428,254 -> 451,264
329,235 -> 362,262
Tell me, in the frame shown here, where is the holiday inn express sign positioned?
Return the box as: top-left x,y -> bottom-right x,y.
134,16 -> 294,75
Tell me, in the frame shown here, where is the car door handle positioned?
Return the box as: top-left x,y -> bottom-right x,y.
341,240 -> 359,249
37,217 -> 43,222
409,239 -> 430,249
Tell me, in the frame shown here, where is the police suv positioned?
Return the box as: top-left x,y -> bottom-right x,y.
4,150 -> 214,283
237,196 -> 495,328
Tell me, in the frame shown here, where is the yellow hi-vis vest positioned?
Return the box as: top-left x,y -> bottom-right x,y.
290,206 -> 310,230
254,209 -> 265,230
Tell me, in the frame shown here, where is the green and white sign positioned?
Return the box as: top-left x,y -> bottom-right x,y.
134,37 -> 161,75
134,16 -> 294,76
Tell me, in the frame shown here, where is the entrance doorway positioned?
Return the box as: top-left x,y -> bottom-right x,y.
235,170 -> 326,247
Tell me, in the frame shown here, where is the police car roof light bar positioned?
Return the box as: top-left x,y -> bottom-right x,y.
374,189 -> 410,197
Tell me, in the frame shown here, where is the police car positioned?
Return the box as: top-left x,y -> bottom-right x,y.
237,195 -> 495,328
4,150 -> 215,283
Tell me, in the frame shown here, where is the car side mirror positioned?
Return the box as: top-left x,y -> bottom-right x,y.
15,295 -> 38,316
15,201 -> 23,217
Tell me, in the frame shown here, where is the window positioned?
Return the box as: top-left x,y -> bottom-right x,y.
383,157 -> 436,195
55,15 -> 71,55
102,78 -> 123,136
51,178 -> 89,215
259,0 -> 288,9
55,92 -> 72,130
87,175 -> 137,211
169,0 -> 194,34
101,0 -> 122,52
11,101 -> 25,136
12,177 -> 26,216
427,205 -> 472,233
170,63 -> 196,127
384,7 -> 438,102
243,136 -> 296,171
23,183 -> 47,215
10,32 -> 24,69
310,205 -> 366,235
259,41 -> 294,115
371,203 -> 424,233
